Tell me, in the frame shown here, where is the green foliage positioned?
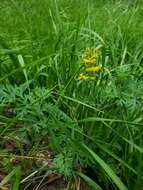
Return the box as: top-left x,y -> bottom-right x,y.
0,0 -> 143,189
53,149 -> 74,177
0,166 -> 21,190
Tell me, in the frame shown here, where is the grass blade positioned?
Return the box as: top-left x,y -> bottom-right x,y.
0,166 -> 21,189
122,137 -> 143,153
17,54 -> 29,90
98,144 -> 137,174
77,172 -> 103,190
78,117 -> 143,127
11,166 -> 21,190
82,144 -> 128,190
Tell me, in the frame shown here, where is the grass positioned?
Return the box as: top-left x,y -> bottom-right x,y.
0,0 -> 143,189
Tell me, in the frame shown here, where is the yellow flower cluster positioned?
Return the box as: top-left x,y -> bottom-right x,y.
81,55 -> 96,64
85,65 -> 102,72
78,73 -> 96,80
78,47 -> 102,80
81,47 -> 98,65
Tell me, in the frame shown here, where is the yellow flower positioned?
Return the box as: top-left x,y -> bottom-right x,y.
78,73 -> 89,80
85,65 -> 102,72
85,47 -> 92,52
81,47 -> 98,64
78,73 -> 96,80
81,55 -> 97,64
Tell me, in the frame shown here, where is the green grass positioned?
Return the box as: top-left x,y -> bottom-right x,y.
0,0 -> 143,189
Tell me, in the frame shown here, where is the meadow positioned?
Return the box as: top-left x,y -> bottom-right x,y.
0,0 -> 143,189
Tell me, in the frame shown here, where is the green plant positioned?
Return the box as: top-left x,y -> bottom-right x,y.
0,0 -> 143,189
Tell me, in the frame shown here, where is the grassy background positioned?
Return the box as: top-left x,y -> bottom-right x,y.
0,0 -> 143,189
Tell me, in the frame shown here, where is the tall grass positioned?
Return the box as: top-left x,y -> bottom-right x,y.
0,0 -> 143,189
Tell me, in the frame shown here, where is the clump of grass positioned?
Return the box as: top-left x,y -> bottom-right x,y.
0,0 -> 143,189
